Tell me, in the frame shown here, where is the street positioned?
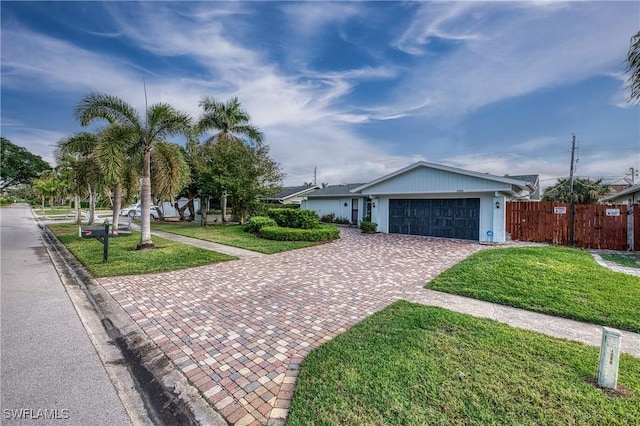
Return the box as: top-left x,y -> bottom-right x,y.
0,204 -> 133,425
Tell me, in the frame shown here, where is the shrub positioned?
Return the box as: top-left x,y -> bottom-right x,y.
267,208 -> 320,229
259,224 -> 340,242
334,217 -> 351,225
360,219 -> 377,233
319,213 -> 335,223
244,216 -> 278,234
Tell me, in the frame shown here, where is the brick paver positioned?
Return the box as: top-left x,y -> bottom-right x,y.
99,228 -> 481,424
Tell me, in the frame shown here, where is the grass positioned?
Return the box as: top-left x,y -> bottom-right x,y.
287,301 -> 640,425
427,246 -> 640,333
48,224 -> 235,277
600,253 -> 640,269
150,221 -> 322,254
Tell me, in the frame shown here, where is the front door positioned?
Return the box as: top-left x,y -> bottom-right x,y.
351,198 -> 359,224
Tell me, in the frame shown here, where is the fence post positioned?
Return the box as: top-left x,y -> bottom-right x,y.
629,204 -> 635,251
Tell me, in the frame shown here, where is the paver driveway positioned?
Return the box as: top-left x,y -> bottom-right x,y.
99,228 -> 482,425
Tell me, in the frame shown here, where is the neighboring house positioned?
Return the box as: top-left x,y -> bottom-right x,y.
506,174 -> 540,200
302,161 -> 537,243
262,185 -> 322,205
301,183 -> 367,224
601,183 -> 640,205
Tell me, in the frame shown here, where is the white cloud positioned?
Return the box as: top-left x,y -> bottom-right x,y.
391,2 -> 639,117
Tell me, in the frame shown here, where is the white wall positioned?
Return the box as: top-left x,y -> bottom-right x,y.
303,198 -> 353,221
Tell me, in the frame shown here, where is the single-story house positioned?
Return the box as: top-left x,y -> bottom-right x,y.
301,161 -> 538,243
262,185 -> 322,205
601,183 -> 640,205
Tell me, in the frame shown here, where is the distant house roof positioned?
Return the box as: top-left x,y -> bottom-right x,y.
306,183 -> 366,197
506,174 -> 540,200
263,185 -> 321,202
602,183 -> 640,203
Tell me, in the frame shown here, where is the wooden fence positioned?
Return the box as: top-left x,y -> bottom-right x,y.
506,202 -> 636,251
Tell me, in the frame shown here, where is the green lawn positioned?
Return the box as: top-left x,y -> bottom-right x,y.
288,301 -> 640,425
48,224 -> 235,277
151,221 -> 322,254
427,246 -> 640,333
601,253 -> 640,269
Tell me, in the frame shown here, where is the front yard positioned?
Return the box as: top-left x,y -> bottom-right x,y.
48,224 -> 235,277
150,221 -> 323,254
288,301 -> 640,425
427,246 -> 640,333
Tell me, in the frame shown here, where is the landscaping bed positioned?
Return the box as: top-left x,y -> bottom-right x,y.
287,301 -> 640,425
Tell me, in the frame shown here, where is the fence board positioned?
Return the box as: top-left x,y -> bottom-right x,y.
506,202 -> 630,250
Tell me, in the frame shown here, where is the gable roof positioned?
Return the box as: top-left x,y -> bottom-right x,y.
264,185 -> 321,202
306,183 -> 366,197
351,161 -> 534,193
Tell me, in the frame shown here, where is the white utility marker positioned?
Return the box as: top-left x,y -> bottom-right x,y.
598,327 -> 622,389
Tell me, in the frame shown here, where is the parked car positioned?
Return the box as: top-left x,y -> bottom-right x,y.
120,203 -> 160,220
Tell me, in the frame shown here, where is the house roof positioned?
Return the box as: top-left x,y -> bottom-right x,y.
306,183 -> 366,197
602,183 -> 640,201
351,161 -> 535,193
264,185 -> 321,201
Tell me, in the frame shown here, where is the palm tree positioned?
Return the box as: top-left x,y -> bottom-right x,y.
627,30 -> 640,104
75,93 -> 192,249
197,96 -> 263,221
56,132 -> 103,225
32,172 -> 60,213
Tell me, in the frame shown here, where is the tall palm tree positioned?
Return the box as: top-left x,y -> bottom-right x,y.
627,30 -> 640,104
75,93 -> 192,249
197,96 -> 263,221
32,172 -> 60,213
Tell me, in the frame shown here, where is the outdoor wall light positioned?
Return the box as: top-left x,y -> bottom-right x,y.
495,201 -> 500,209
344,202 -> 348,207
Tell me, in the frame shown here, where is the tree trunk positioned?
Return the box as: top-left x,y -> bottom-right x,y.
111,183 -> 122,235
88,185 -> 95,225
74,195 -> 81,225
138,148 -> 154,250
221,191 -> 227,223
40,196 -> 45,214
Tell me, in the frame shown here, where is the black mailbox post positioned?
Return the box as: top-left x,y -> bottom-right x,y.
79,221 -> 110,263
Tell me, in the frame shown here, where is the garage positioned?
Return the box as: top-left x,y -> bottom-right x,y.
389,198 -> 480,240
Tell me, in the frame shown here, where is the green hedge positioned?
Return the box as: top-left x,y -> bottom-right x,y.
266,208 -> 320,229
259,225 -> 340,242
244,216 -> 278,234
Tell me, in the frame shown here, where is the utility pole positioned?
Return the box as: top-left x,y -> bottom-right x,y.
568,134 -> 577,246
630,167 -> 637,185
313,166 -> 317,185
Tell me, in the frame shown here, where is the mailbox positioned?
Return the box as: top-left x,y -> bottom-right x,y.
79,226 -> 108,239
78,222 -> 110,263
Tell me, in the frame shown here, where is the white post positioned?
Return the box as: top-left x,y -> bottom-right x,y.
598,327 -> 622,389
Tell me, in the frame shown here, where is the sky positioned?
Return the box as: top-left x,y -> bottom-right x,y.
1,1 -> 639,189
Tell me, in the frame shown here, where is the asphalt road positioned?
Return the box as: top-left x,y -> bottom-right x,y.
1,204 -> 132,425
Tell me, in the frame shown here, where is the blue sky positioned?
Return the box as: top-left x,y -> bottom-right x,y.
2,1 -> 639,188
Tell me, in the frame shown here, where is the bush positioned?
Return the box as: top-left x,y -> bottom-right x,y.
259,224 -> 340,242
334,217 -> 351,225
319,213 -> 335,223
360,219 -> 377,233
266,208 -> 320,229
244,216 -> 278,234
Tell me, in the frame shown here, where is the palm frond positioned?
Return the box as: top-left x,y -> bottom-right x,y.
75,92 -> 142,128
151,142 -> 190,201
627,30 -> 640,104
